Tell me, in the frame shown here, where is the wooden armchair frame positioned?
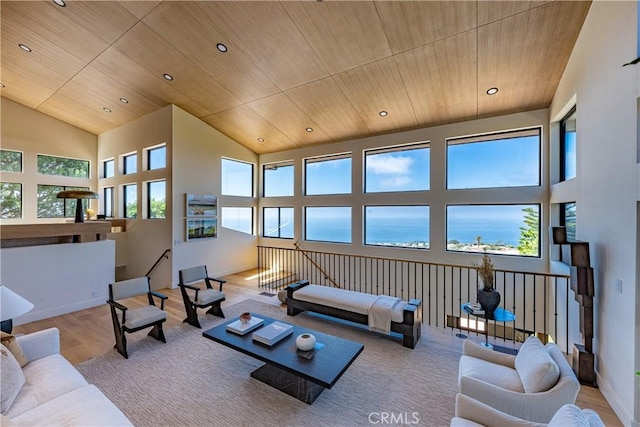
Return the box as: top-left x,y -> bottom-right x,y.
107,276 -> 168,359
178,265 -> 226,328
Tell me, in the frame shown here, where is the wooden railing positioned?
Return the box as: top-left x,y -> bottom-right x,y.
257,245 -> 576,352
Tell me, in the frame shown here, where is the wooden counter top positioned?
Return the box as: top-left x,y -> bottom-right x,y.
1,221 -> 112,248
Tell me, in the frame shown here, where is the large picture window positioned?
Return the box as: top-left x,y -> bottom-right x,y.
446,204 -> 540,257
447,128 -> 541,189
222,207 -> 253,235
37,185 -> 90,218
0,182 -> 22,219
560,107 -> 577,181
365,205 -> 429,249
147,180 -> 166,219
305,154 -> 351,195
1,150 -> 22,173
263,161 -> 294,197
305,206 -> 351,244
123,184 -> 137,219
222,158 -> 253,197
37,154 -> 89,178
365,143 -> 429,193
263,207 -> 293,239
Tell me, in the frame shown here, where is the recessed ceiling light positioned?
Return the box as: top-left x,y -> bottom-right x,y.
19,44 -> 32,52
119,98 -> 129,104
52,0 -> 66,7
216,43 -> 228,53
305,127 -> 313,132
103,107 -> 112,113
486,87 -> 498,95
257,138 -> 265,142
379,110 -> 388,117
163,73 -> 174,81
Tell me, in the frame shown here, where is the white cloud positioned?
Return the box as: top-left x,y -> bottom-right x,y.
381,176 -> 411,188
367,155 -> 412,175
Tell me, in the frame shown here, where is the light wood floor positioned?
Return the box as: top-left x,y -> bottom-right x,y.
14,269 -> 621,426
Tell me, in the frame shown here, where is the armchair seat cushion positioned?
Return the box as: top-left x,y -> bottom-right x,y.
458,355 -> 524,393
195,289 -> 225,306
124,306 -> 167,330
515,336 -> 560,393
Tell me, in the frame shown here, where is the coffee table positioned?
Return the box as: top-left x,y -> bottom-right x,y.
202,315 -> 364,404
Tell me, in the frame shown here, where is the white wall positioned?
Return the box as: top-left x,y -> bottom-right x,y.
98,106 -> 173,289
0,241 -> 115,325
170,106 -> 258,284
549,2 -> 638,424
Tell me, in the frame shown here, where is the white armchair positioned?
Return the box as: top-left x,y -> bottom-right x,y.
458,337 -> 580,423
451,393 -> 604,427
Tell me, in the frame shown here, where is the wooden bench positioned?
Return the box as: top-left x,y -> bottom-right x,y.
286,280 -> 422,349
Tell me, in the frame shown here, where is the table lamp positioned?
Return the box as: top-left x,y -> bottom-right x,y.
0,285 -> 34,334
56,190 -> 99,223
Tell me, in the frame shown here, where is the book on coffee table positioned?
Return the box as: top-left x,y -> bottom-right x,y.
252,321 -> 294,346
226,317 -> 264,335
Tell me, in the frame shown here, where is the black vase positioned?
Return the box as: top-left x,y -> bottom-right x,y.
477,289 -> 501,320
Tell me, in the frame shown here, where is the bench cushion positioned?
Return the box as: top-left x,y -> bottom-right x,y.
292,285 -> 407,323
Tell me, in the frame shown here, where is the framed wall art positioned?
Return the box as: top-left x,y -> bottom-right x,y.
185,194 -> 217,240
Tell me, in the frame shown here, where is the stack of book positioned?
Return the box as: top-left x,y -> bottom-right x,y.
252,321 -> 294,346
463,302 -> 485,315
226,316 -> 264,335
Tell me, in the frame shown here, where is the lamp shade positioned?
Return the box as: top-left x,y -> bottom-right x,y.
0,286 -> 34,322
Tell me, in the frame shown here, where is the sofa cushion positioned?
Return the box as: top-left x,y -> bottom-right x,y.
1,344 -> 25,414
458,355 -> 524,392
9,385 -> 133,427
1,333 -> 27,368
5,354 -> 88,418
515,337 -> 560,393
548,404 -> 590,427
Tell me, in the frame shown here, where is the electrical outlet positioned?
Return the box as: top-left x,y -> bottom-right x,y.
91,290 -> 98,298
615,278 -> 622,294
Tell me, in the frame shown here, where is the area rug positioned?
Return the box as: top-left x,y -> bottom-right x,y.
76,299 -> 460,427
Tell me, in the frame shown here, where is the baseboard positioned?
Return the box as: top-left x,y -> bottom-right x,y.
14,298 -> 105,326
596,370 -> 634,426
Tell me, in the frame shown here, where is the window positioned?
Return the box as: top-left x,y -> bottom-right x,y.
560,107 -> 577,181
103,159 -> 114,178
123,153 -> 137,175
1,150 -> 22,173
221,158 -> 253,197
305,206 -> 351,243
447,128 -> 541,189
446,204 -> 540,257
123,184 -> 137,218
222,207 -> 253,235
103,187 -> 114,218
305,154 -> 351,195
37,154 -> 89,178
147,180 -> 166,219
147,145 -> 166,170
263,207 -> 293,239
365,206 -> 429,249
0,182 -> 22,219
37,185 -> 89,218
561,202 -> 576,241
365,143 -> 430,193
263,161 -> 294,197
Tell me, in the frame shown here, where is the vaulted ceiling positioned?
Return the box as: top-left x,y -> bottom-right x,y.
1,1 -> 591,154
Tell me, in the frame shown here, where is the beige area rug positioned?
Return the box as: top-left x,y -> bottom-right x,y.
76,299 -> 461,427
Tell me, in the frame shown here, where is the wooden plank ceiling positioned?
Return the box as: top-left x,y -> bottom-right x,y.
0,0 -> 591,154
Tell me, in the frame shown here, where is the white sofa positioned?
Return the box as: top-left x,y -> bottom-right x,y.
458,337 -> 580,423
1,328 -> 132,426
451,393 -> 604,427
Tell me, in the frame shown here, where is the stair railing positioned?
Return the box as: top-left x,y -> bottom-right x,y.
146,248 -> 171,277
293,241 -> 340,288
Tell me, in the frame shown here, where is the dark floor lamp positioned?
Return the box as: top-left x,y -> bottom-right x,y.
56,190 -> 99,223
0,285 -> 34,334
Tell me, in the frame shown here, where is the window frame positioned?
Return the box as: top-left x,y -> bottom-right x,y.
146,144 -> 167,171
103,187 -> 114,218
123,152 -> 138,175
221,157 -> 254,197
304,206 -> 352,244
304,153 -> 352,196
221,206 -> 254,235
560,106 -> 577,182
123,183 -> 138,219
146,180 -> 166,219
262,207 -> 294,239
364,142 -> 430,193
0,182 -> 23,219
37,153 -> 90,178
103,158 -> 115,178
0,149 -> 23,173
363,205 -> 430,249
263,160 -> 294,197
37,184 -> 90,218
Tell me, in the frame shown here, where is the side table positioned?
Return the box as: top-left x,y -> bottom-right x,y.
462,304 -> 515,348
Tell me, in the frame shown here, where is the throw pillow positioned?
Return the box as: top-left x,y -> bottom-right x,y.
514,336 -> 560,393
548,404 -> 589,427
0,332 -> 28,368
0,344 -> 25,414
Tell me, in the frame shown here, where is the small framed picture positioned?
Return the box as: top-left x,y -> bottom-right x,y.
186,218 -> 217,240
186,194 -> 217,217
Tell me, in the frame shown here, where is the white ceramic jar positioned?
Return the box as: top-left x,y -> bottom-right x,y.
295,333 -> 316,351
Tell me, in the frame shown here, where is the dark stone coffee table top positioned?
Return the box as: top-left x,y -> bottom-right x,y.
203,315 -> 364,389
